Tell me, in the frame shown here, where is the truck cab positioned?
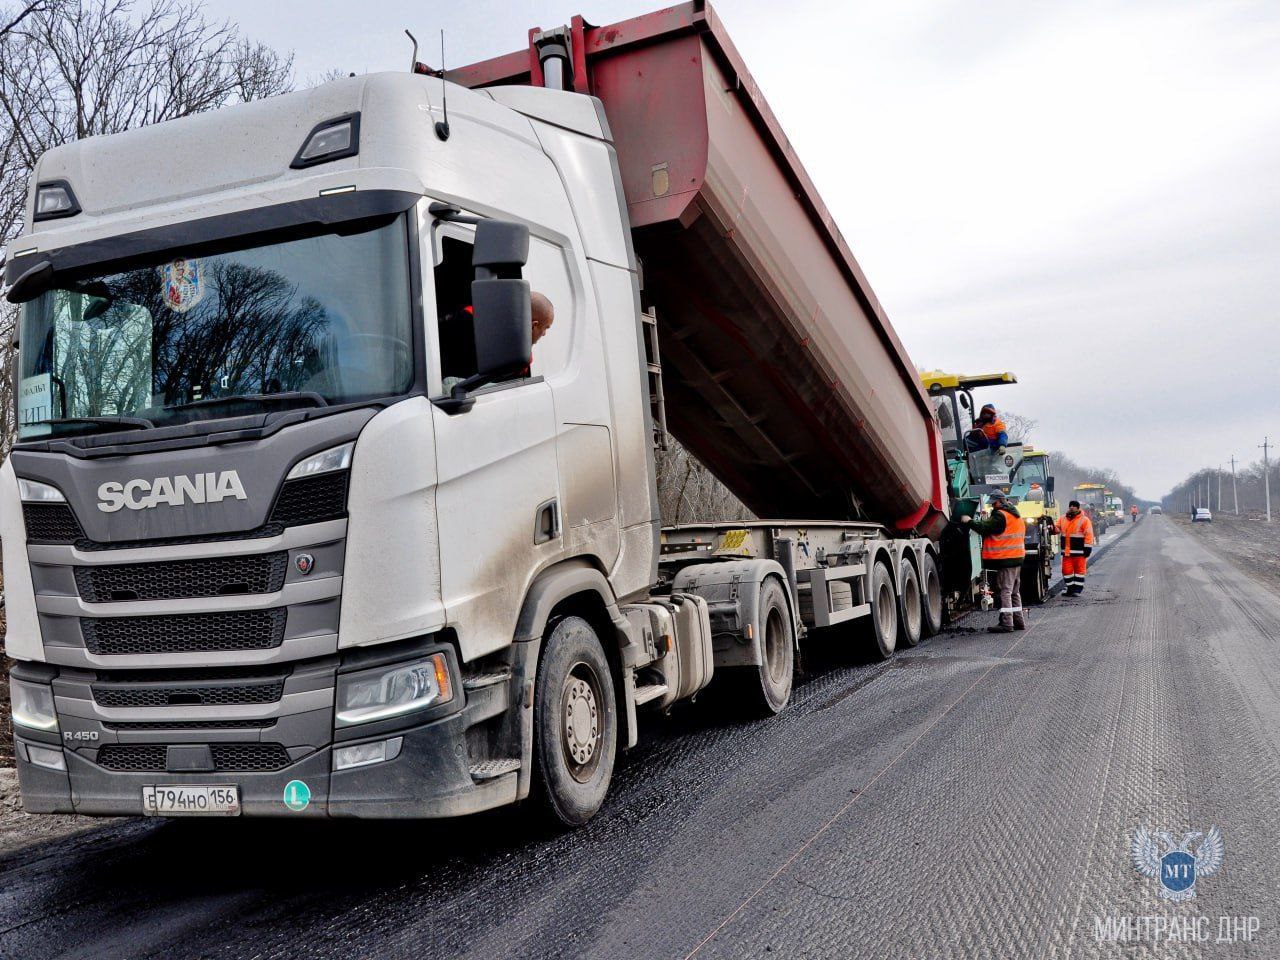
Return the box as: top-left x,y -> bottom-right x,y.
3,72 -> 660,821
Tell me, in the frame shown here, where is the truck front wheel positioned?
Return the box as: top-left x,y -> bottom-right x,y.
532,615 -> 617,827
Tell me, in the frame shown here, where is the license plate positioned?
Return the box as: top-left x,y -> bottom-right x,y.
142,784 -> 240,816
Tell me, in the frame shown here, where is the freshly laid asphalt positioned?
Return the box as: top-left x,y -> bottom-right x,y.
2,514 -> 1278,959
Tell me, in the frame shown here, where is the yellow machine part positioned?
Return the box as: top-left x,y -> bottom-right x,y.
920,370 -> 1017,392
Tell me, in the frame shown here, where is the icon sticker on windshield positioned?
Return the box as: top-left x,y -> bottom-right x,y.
160,258 -> 204,314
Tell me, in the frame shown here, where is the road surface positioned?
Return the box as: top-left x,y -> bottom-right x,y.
3,514 -> 1278,959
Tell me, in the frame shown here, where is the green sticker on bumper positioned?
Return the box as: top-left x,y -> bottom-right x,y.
283,779 -> 311,811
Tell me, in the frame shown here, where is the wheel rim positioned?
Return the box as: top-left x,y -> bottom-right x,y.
561,661 -> 603,783
902,568 -> 921,638
763,604 -> 788,684
926,565 -> 942,624
876,577 -> 896,639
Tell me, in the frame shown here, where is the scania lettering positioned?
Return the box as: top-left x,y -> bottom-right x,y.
3,2 -> 1000,825
96,471 -> 248,512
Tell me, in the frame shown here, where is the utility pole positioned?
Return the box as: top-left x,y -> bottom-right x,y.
1230,454 -> 1239,515
1217,465 -> 1223,512
1263,438 -> 1273,523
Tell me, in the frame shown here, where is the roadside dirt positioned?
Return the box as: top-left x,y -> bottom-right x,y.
1174,512 -> 1280,593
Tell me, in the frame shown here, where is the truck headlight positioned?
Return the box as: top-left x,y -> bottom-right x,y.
18,478 -> 66,503
11,678 -> 58,731
335,654 -> 452,727
286,442 -> 353,480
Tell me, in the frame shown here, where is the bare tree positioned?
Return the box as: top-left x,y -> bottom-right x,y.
0,1 -> 45,38
0,0 -> 292,452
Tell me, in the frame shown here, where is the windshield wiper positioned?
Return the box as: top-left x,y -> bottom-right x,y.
165,391 -> 329,414
33,415 -> 153,434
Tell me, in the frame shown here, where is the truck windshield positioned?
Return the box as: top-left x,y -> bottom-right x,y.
1017,457 -> 1047,486
16,215 -> 414,439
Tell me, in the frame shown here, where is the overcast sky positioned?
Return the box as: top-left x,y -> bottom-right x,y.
219,0 -> 1280,499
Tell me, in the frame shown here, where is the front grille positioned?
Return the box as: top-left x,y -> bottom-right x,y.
103,719 -> 277,731
81,609 -> 287,656
95,744 -> 167,771
23,503 -> 84,543
92,676 -> 285,708
95,742 -> 293,772
75,553 -> 288,602
76,523 -> 287,552
269,472 -> 348,527
211,743 -> 293,771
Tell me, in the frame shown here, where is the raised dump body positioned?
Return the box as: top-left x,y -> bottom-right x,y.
453,0 -> 947,535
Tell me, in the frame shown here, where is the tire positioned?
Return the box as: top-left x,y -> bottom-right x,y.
740,577 -> 794,717
1022,554 -> 1048,605
863,559 -> 898,660
532,615 -> 617,827
920,551 -> 944,638
897,558 -> 923,648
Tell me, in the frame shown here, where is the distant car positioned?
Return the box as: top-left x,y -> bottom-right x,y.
1193,507 -> 1212,522
1149,506 -> 1162,515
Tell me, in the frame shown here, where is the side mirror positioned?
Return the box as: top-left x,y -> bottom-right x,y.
5,259 -> 53,304
436,220 -> 532,415
1046,476 -> 1056,493
472,219 -> 531,381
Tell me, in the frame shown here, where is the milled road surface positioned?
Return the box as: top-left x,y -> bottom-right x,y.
3,515 -> 1278,959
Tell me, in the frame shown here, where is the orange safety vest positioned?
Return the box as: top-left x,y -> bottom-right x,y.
1057,512 -> 1094,556
1131,505 -> 1139,515
980,508 -> 1027,561
980,417 -> 1007,442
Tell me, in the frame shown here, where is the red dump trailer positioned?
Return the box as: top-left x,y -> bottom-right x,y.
453,1 -> 948,537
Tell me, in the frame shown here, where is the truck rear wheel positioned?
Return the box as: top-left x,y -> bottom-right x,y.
897,559 -> 923,648
863,559 -> 898,660
532,615 -> 617,827
920,552 -> 944,637
740,577 -> 794,717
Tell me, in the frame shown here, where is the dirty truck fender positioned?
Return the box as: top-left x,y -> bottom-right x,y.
670,559 -> 797,669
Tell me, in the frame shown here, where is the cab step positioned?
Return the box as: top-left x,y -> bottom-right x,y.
463,670 -> 512,690
469,758 -> 521,781
632,682 -> 669,706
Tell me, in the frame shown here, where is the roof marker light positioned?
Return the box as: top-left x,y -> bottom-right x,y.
33,181 -> 80,221
291,113 -> 361,169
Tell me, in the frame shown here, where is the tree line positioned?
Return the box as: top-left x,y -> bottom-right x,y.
0,0 -> 292,454
1164,458 -> 1278,518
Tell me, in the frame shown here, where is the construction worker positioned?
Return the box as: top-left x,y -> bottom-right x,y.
1056,500 -> 1095,596
1130,504 -> 1139,523
964,403 -> 1008,453
959,490 -> 1026,633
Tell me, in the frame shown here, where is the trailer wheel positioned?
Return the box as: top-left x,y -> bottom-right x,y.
897,559 -> 923,648
920,552 -> 944,637
740,577 -> 794,717
863,559 -> 898,660
532,616 -> 617,827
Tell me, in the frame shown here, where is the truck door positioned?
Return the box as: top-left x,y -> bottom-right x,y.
428,223 -> 562,658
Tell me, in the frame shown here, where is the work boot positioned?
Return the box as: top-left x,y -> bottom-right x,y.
1013,619 -> 1027,630
988,624 -> 1014,634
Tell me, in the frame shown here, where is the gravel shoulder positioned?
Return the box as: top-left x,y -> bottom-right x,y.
1173,512 -> 1280,594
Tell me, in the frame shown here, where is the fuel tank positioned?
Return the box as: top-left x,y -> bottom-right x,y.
453,1 -> 948,535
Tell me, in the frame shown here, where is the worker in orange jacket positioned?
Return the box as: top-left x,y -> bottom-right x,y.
1056,500 -> 1095,596
964,403 -> 1008,453
959,490 -> 1027,632
1130,504 -> 1139,523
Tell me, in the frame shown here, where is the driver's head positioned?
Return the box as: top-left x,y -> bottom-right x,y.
979,403 -> 997,422
531,292 -> 554,344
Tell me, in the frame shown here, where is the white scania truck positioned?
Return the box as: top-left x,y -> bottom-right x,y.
3,2 -> 970,825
